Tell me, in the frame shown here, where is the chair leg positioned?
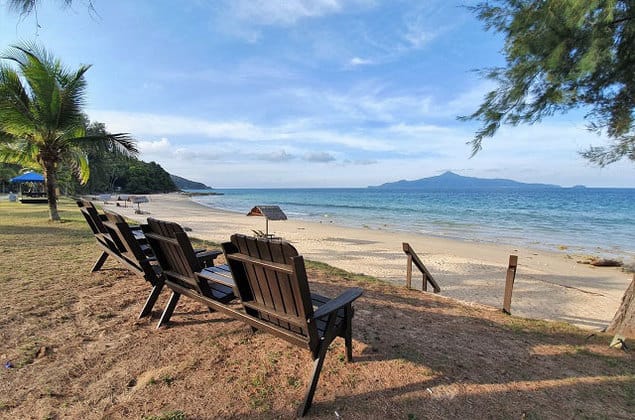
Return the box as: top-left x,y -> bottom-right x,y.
298,344 -> 329,417
345,304 -> 353,362
91,252 -> 109,272
138,283 -> 164,319
157,292 -> 180,329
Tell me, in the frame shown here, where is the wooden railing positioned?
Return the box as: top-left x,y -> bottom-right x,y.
403,242 -> 440,293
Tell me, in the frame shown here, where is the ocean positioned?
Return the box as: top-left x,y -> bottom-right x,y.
189,188 -> 635,259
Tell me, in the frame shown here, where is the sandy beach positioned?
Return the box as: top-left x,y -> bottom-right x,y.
106,193 -> 632,330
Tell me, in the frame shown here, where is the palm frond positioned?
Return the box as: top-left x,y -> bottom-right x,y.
0,66 -> 35,138
72,133 -> 139,156
0,140 -> 40,168
57,64 -> 91,128
63,147 -> 90,184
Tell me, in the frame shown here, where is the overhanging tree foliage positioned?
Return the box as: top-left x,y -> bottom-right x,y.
7,0 -> 85,15
463,0 -> 635,165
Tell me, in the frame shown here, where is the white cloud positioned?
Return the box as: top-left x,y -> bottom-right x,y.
212,0 -> 377,41
400,3 -> 456,50
138,137 -> 171,153
90,110 -> 266,140
348,56 -> 374,67
88,109 -> 396,151
227,0 -> 343,26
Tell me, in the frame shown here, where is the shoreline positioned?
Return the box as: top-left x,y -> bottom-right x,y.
197,199 -> 624,259
103,192 -> 633,330
188,188 -> 635,260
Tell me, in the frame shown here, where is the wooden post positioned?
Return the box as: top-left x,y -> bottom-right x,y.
406,254 -> 413,289
502,255 -> 518,314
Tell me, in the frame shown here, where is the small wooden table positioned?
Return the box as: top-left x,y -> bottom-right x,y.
199,264 -> 237,293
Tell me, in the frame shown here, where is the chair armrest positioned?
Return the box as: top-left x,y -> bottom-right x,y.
196,250 -> 222,259
196,250 -> 222,267
311,287 -> 363,320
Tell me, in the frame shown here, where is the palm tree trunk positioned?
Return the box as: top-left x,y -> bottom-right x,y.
43,163 -> 60,221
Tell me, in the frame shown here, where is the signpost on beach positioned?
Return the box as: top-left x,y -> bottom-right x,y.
502,255 -> 518,314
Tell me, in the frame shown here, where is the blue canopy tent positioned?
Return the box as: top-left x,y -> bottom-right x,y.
10,171 -> 45,183
10,171 -> 48,203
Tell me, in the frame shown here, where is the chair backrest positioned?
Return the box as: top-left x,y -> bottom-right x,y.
143,218 -> 206,294
76,199 -> 106,234
101,210 -> 158,282
223,234 -> 319,350
77,199 -> 120,253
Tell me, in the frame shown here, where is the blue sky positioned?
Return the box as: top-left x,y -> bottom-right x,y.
1,0 -> 633,187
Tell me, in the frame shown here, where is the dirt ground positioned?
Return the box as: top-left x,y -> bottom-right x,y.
0,203 -> 633,419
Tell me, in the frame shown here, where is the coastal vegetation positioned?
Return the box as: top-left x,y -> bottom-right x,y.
169,174 -> 212,191
0,38 -> 182,212
0,42 -> 137,221
0,198 -> 633,417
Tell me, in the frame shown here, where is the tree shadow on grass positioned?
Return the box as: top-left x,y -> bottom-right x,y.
302,278 -> 635,419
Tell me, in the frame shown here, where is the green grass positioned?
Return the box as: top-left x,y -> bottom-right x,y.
142,410 -> 186,420
189,237 -> 222,250
16,340 -> 41,368
503,316 -> 583,337
305,259 -> 384,284
248,372 -> 273,411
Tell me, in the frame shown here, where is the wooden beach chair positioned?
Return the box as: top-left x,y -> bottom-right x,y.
142,218 -> 236,328
221,234 -> 363,416
77,199 -> 133,272
142,220 -> 363,415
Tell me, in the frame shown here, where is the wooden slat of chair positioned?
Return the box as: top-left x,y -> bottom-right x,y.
275,240 -> 311,335
257,240 -> 293,331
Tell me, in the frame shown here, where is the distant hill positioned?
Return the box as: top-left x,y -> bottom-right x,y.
170,174 -> 213,190
370,171 -> 561,189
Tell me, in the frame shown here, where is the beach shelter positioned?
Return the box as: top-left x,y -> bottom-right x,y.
10,171 -> 44,183
9,171 -> 47,203
247,205 -> 287,236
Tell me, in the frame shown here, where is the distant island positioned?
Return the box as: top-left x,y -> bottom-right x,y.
170,174 -> 213,190
370,171 -> 562,189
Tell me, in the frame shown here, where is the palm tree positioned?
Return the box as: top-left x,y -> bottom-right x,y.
0,42 -> 137,221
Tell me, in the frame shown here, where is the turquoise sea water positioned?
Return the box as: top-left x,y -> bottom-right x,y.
189,188 -> 635,258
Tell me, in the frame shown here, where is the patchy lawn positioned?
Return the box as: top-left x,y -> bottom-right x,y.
0,198 -> 633,419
